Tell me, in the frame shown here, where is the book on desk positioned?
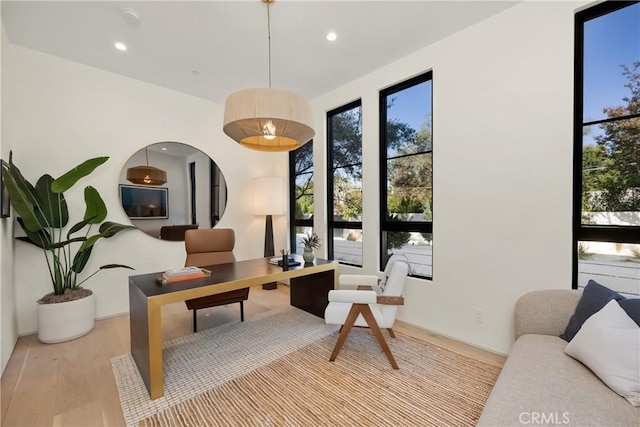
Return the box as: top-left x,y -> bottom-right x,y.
157,267 -> 211,285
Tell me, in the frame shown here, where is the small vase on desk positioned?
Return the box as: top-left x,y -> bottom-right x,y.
302,247 -> 315,264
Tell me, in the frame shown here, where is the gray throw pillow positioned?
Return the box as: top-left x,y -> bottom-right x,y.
619,298 -> 640,327
560,280 -> 625,342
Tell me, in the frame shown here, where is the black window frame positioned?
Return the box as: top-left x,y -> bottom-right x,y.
289,140 -> 314,252
379,71 -> 433,279
573,1 -> 640,288
327,99 -> 363,267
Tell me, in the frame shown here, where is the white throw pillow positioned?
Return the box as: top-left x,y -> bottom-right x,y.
564,299 -> 640,406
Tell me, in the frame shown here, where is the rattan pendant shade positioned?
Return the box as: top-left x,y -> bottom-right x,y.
222,0 -> 314,152
223,88 -> 314,152
126,147 -> 167,185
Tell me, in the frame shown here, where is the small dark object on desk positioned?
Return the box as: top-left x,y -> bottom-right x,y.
277,260 -> 301,267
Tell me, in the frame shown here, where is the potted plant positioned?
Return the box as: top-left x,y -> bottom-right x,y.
301,231 -> 321,264
1,152 -> 135,343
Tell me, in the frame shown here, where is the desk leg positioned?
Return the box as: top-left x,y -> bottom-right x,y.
129,281 -> 164,400
290,270 -> 334,318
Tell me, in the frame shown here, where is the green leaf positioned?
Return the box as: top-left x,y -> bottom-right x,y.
34,174 -> 68,228
78,234 -> 102,253
99,221 -> 135,238
67,218 -> 94,239
99,264 -> 134,270
2,157 -> 44,232
47,236 -> 87,250
51,157 -> 109,194
72,245 -> 93,274
16,217 -> 51,249
83,186 -> 107,224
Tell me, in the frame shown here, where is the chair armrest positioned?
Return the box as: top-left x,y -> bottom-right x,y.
377,295 -> 404,305
339,275 -> 380,288
328,290 -> 377,304
514,289 -> 582,339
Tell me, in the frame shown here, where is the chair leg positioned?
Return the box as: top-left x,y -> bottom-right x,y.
329,304 -> 361,362
359,305 -> 399,370
193,309 -> 198,333
387,328 -> 396,338
240,301 -> 245,322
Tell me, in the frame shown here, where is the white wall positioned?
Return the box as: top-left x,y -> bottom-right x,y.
312,1 -> 586,354
1,1 -> 590,358
2,42 -> 289,336
1,18 -> 19,374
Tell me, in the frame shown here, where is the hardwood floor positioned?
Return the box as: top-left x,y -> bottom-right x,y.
1,284 -> 504,427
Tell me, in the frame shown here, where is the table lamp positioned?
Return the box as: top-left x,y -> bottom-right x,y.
254,177 -> 284,289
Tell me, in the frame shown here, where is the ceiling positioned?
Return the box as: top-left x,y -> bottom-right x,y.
1,1 -> 517,104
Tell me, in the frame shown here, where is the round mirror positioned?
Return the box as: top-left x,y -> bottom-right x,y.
118,142 -> 228,241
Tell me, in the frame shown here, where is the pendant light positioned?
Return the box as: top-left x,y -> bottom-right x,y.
126,147 -> 167,186
223,0 -> 315,152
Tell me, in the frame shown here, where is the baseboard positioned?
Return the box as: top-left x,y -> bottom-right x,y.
394,320 -> 507,367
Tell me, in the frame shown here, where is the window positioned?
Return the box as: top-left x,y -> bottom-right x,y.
327,100 -> 363,266
380,72 -> 433,278
574,1 -> 640,296
289,140 -> 314,253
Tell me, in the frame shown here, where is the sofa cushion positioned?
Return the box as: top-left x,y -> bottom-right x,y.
477,334 -> 639,426
560,280 -> 625,342
619,298 -> 640,326
565,300 -> 640,406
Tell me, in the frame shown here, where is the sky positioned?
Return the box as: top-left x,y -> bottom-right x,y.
583,2 -> 639,145
583,2 -> 639,122
387,3 -> 639,147
386,81 -> 432,133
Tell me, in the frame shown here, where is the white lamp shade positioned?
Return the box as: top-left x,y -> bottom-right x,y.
254,177 -> 285,215
224,88 -> 315,152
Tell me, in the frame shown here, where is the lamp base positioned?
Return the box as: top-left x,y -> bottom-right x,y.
263,214 -> 277,290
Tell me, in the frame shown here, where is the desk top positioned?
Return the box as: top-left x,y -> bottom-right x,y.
129,256 -> 337,300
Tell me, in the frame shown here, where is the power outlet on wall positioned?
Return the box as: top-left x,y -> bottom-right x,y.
473,308 -> 484,323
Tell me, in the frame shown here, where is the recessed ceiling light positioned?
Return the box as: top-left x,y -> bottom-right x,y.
114,42 -> 127,51
326,32 -> 337,42
161,147 -> 167,151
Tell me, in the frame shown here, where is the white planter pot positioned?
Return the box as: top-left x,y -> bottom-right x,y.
37,293 -> 95,344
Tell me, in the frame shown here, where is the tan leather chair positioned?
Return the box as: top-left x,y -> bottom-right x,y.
184,228 -> 250,332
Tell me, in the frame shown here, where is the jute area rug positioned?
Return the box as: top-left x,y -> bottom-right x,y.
115,307 -> 501,427
112,306 -> 339,427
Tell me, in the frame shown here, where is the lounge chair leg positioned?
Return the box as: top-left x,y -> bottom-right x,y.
387,328 -> 396,338
193,309 -> 198,333
240,301 -> 245,322
360,305 -> 399,369
329,304 -> 361,362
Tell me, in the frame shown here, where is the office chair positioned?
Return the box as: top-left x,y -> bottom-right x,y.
183,228 -> 249,332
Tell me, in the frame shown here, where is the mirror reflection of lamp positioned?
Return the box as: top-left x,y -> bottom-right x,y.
126,147 -> 167,186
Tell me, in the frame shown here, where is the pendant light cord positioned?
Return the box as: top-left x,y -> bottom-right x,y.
266,2 -> 272,88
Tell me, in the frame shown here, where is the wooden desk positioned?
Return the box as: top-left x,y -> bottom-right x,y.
128,256 -> 338,400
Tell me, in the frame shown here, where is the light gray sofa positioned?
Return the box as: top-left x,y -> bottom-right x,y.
477,289 -> 639,426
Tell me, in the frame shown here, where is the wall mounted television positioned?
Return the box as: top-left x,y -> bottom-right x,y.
119,185 -> 169,220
